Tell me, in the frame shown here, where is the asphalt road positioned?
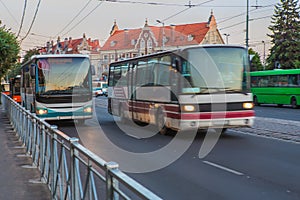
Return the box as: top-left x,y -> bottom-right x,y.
57,97 -> 300,200
254,104 -> 300,121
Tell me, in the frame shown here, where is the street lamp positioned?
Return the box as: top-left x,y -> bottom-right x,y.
223,33 -> 230,44
156,19 -> 165,51
262,40 -> 266,70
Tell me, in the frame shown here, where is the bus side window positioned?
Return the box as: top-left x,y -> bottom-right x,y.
251,76 -> 257,87
268,75 -> 276,87
258,76 -> 268,87
278,75 -> 288,86
157,64 -> 170,86
288,75 -> 297,86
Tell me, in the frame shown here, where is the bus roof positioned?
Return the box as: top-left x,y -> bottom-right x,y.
22,54 -> 90,67
31,54 -> 89,60
109,44 -> 247,65
250,69 -> 300,76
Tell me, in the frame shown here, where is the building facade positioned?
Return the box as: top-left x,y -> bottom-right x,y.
99,11 -> 224,74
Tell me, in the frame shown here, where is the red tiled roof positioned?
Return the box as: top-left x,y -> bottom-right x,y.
101,22 -> 210,51
49,37 -> 100,54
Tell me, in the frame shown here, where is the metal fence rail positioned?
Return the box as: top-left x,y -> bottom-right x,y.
1,94 -> 162,200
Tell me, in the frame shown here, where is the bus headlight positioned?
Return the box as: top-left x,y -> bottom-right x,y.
182,105 -> 196,112
36,108 -> 48,115
84,107 -> 92,113
243,102 -> 254,109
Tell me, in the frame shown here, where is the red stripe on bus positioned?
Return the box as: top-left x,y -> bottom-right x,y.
181,110 -> 255,120
164,105 -> 180,112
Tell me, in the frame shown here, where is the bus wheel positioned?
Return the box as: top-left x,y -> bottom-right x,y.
156,109 -> 168,135
253,96 -> 260,106
291,97 -> 299,109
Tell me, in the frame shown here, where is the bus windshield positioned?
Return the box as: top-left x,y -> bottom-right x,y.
37,57 -> 91,95
182,47 -> 249,94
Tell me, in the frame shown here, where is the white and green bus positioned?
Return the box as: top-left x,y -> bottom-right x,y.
21,54 -> 93,123
250,69 -> 300,108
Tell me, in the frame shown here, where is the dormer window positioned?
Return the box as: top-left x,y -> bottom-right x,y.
163,36 -> 169,44
110,41 -> 117,47
187,34 -> 194,41
131,39 -> 136,45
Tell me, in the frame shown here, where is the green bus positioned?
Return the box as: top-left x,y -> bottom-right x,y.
250,69 -> 300,108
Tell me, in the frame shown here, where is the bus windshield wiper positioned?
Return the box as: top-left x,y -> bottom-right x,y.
224,88 -> 248,95
200,87 -> 226,93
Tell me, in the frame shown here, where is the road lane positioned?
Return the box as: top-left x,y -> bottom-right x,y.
56,97 -> 300,199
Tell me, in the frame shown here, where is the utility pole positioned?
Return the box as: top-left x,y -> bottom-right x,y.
246,0 -> 249,49
156,19 -> 165,51
262,40 -> 266,70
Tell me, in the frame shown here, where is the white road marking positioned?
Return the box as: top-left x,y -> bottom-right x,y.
203,160 -> 244,176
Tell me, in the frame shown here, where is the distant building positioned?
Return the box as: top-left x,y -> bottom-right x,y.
39,33 -> 101,80
99,11 -> 224,73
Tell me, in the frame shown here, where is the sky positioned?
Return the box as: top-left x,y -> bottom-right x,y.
0,0 -> 281,58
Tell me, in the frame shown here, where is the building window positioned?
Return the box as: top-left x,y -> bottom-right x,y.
147,39 -> 153,49
140,39 -> 145,50
103,55 -> 108,60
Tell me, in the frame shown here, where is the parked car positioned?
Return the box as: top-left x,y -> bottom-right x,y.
93,87 -> 103,97
93,81 -> 108,97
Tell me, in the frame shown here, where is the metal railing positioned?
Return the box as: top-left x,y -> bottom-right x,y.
1,94 -> 162,200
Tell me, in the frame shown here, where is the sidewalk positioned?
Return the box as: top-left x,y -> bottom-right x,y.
0,105 -> 51,200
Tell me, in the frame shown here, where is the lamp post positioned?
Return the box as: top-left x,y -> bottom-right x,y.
246,0 -> 249,49
262,40 -> 266,70
156,19 -> 165,51
223,33 -> 230,44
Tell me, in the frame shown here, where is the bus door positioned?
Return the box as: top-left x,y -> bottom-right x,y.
129,62 -> 140,121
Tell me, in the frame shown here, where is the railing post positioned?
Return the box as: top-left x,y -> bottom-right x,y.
105,162 -> 119,200
50,125 -> 58,198
70,137 -> 80,200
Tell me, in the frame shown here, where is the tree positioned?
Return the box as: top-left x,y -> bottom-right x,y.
0,21 -> 20,82
249,48 -> 263,71
267,0 -> 300,69
6,48 -> 40,81
21,48 -> 40,64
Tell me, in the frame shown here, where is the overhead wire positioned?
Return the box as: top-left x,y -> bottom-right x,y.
21,0 -> 42,42
160,0 -> 213,22
16,0 -> 27,38
54,0 -> 93,38
61,1 -> 104,37
0,0 -> 19,25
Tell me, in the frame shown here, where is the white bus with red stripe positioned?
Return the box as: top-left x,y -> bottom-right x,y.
108,45 -> 255,134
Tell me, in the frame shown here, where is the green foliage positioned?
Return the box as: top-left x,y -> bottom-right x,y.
6,63 -> 21,79
249,48 -> 263,71
267,0 -> 300,69
0,21 -> 20,81
22,48 -> 40,64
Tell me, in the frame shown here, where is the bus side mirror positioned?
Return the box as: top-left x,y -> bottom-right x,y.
30,64 -> 36,78
172,58 -> 180,71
